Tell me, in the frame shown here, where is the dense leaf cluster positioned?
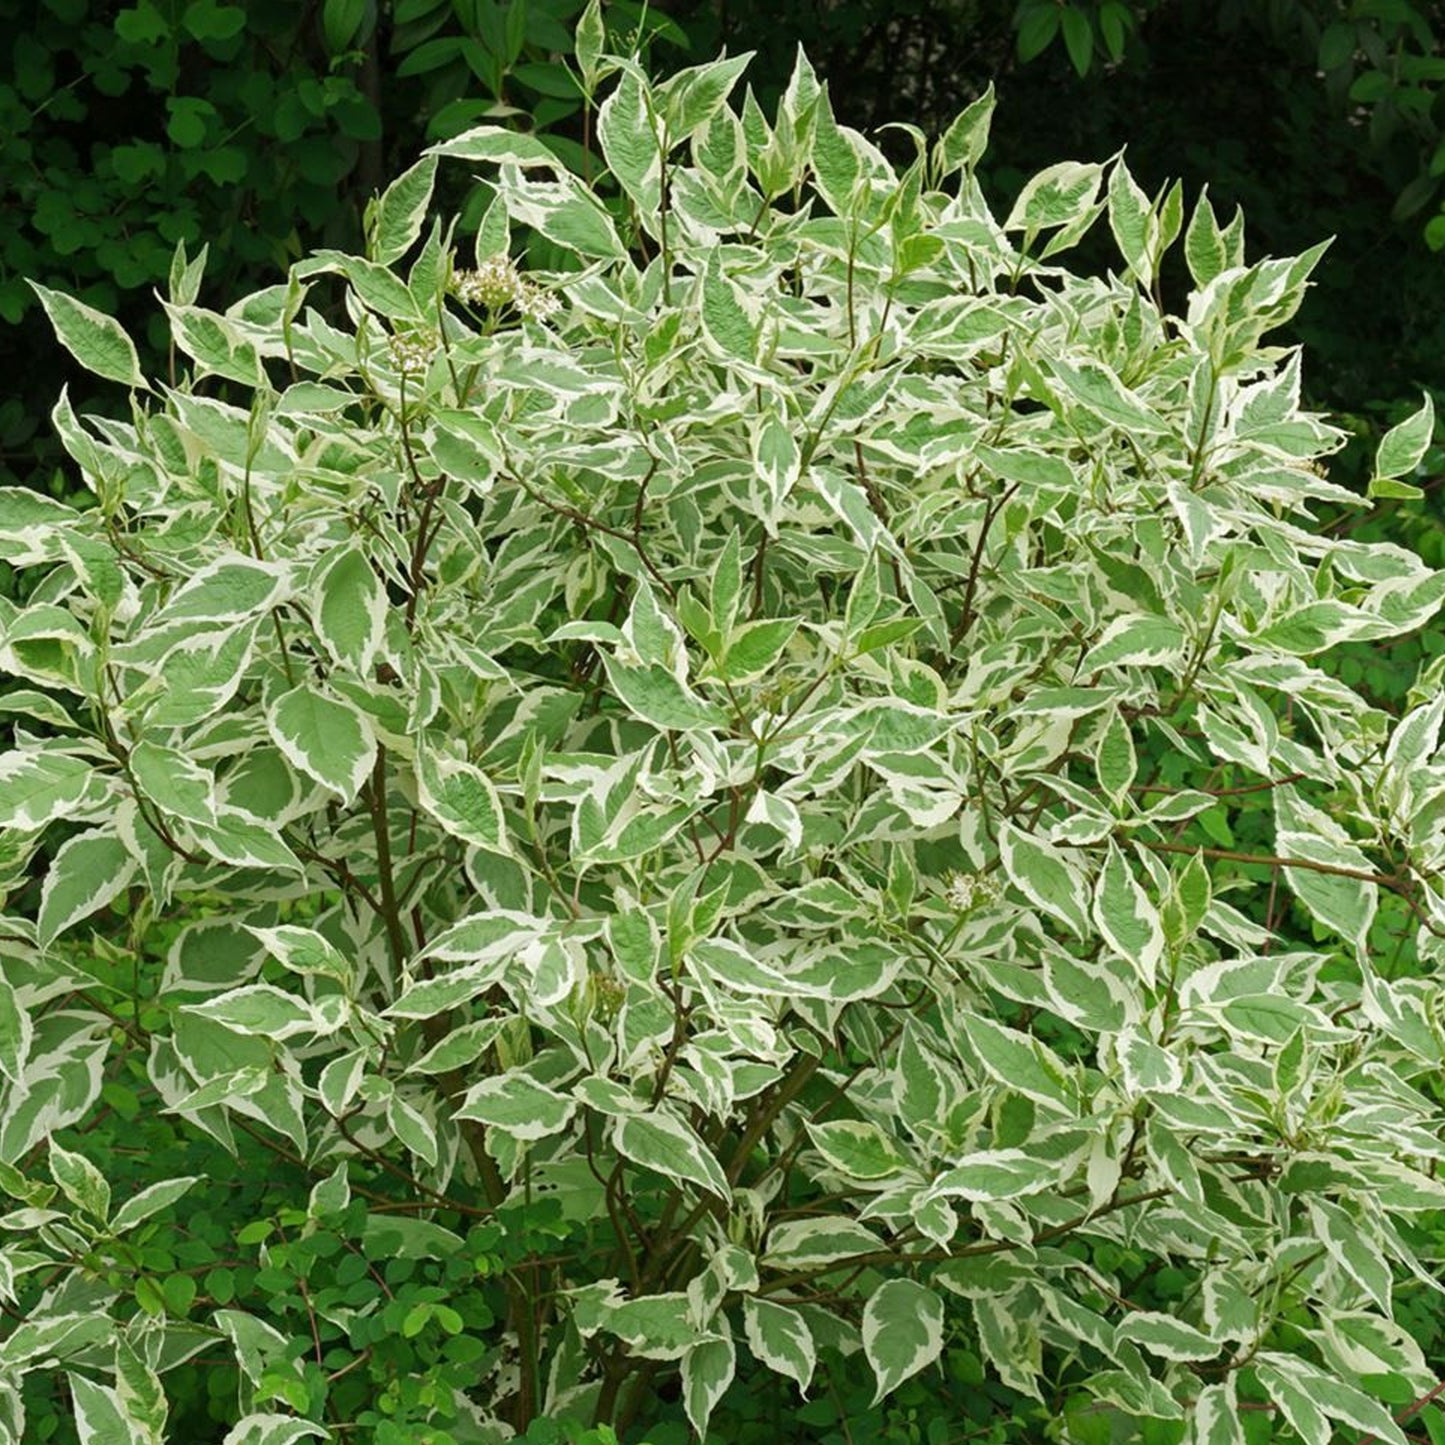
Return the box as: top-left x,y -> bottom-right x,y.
0,0 -> 687,500
4,23 -> 1445,1445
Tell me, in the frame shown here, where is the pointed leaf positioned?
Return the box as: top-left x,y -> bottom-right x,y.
38,828 -> 136,947
456,1073 -> 577,1142
614,1110 -> 731,1201
743,1297 -> 816,1393
31,282 -> 147,389
998,821 -> 1089,935
683,1332 -> 736,1435
862,1280 -> 944,1404
1092,843 -> 1164,988
265,682 -> 375,803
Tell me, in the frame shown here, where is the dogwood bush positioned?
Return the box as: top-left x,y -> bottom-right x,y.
3,20 -> 1445,1444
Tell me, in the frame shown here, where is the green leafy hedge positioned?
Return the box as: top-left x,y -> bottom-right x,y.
4,21 -> 1445,1445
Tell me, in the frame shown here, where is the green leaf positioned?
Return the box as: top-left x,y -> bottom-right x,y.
682,1333 -> 736,1434
313,544 -> 387,674
614,1110 -> 732,1201
189,808 -> 305,875
1184,187 -> 1228,288
1094,709 -> 1137,806
265,682 -> 375,803
863,1280 -> 944,1404
1051,357 -> 1167,433
928,1149 -> 1059,1201
1080,613 -> 1188,671
456,1072 -> 577,1142
371,153 -> 437,265
663,52 -> 754,142
0,977 -> 32,1086
1115,1310 -> 1219,1362
1004,160 -> 1102,234
183,0 -> 246,40
220,1415 -> 325,1445
959,1012 -> 1072,1111
998,821 -> 1089,936
700,246 -> 761,366
498,166 -> 628,261
247,925 -> 352,985
720,618 -> 796,681
1375,392 -> 1434,480
762,1217 -> 883,1267
48,1138 -> 110,1222
427,126 -> 565,169
37,827 -> 136,947
386,962 -> 509,1020
1107,157 -> 1153,284
183,985 -> 319,1041
1098,1 -> 1130,60
806,1119 -> 910,1179
387,1091 -> 439,1167
164,303 -> 266,385
0,1314 -> 109,1370
30,282 -> 148,389
809,89 -> 862,215
0,752 -> 92,828
602,655 -> 725,731
1257,1354 -> 1408,1445
934,84 -> 994,178
113,1333 -> 168,1438
1274,813 -> 1377,957
130,740 -> 217,825
1016,3 -> 1060,62
1092,843 -> 1164,989
318,1051 -> 367,1117
1310,1199 -> 1391,1311
137,623 -> 261,728
429,410 -> 502,489
1191,1380 -> 1244,1445
743,1297 -> 815,1392
601,1292 -> 702,1359
414,742 -> 508,853
68,1374 -> 134,1445
1368,474 -> 1425,500
575,0 -> 605,88
110,1176 -> 202,1234
1059,5 -> 1093,76
599,68 -> 662,217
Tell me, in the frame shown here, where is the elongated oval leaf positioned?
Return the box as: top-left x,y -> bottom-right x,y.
455,1072 -> 577,1142
743,1297 -> 815,1392
30,282 -> 148,389
614,1110 -> 731,1201
862,1280 -> 944,1404
265,682 -> 375,803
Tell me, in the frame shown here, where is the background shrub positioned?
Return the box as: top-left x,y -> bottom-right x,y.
4,23 -> 1445,1443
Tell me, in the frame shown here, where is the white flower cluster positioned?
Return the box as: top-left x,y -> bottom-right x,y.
388,328 -> 438,378
451,255 -> 559,321
944,870 -> 999,913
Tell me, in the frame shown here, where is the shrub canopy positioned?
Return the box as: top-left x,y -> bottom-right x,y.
2,27 -> 1445,1445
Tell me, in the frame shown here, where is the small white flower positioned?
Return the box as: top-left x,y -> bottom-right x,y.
945,871 -> 997,912
516,284 -> 560,321
944,872 -> 978,911
388,328 -> 438,377
451,256 -> 521,309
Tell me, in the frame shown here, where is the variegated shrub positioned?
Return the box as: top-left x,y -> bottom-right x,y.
3,24 -> 1445,1445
